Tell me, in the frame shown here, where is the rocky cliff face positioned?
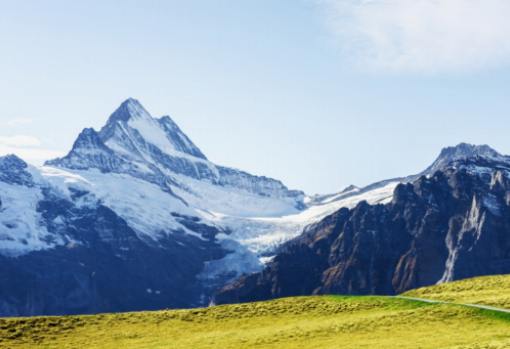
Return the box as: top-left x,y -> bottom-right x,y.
215,156 -> 510,304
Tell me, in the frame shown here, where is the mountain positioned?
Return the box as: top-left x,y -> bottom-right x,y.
47,99 -> 304,206
422,143 -> 510,176
0,99 -> 308,316
0,154 -> 227,315
215,144 -> 510,304
2,98 -> 509,316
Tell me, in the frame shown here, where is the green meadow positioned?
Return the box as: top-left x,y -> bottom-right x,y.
2,276 -> 510,348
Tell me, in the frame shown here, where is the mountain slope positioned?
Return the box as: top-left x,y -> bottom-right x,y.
45,99 -> 306,282
0,154 -> 227,315
215,146 -> 510,304
3,275 -> 510,349
404,274 -> 510,309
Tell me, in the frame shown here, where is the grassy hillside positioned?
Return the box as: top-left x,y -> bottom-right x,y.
2,276 -> 510,348
404,274 -> 510,309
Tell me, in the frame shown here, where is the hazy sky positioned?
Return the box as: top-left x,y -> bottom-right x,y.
1,0 -> 510,194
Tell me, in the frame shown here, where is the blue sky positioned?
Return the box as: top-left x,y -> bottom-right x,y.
1,0 -> 510,194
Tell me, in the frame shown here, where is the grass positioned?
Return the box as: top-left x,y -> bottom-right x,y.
404,274 -> 510,310
2,277 -> 510,348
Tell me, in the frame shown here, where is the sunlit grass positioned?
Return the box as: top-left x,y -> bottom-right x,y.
1,290 -> 510,349
404,274 -> 510,310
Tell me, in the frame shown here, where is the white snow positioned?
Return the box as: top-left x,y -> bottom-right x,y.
3,164 -> 212,252
207,181 -> 398,255
104,107 -> 220,182
199,237 -> 262,282
170,173 -> 301,218
120,104 -> 214,168
0,181 -> 64,256
128,114 -> 181,157
37,166 -> 90,199
316,187 -> 361,205
48,168 -> 202,240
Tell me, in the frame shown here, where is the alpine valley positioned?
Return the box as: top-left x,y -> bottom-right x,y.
1,98 -> 510,316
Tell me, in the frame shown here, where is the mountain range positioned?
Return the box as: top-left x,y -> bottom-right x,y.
1,98 -> 509,316
215,147 -> 510,304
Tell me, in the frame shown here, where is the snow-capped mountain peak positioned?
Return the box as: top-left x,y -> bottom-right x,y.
98,98 -> 206,161
46,98 -> 304,214
104,97 -> 152,124
438,143 -> 503,161
47,99 -> 213,179
423,143 -> 510,175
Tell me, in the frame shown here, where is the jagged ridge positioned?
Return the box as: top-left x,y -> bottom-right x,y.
47,98 -> 304,204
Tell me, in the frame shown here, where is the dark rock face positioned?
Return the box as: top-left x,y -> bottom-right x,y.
46,128 -> 131,173
0,193 -> 226,316
215,159 -> 510,304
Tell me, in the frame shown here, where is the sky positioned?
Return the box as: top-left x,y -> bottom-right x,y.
1,0 -> 510,194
